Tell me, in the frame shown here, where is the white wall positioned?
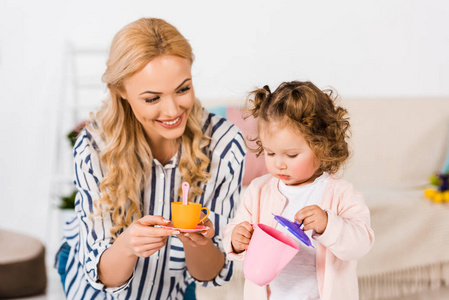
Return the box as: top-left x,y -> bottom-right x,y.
0,0 -> 448,245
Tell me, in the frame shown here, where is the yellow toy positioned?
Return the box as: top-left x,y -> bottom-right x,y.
424,173 -> 449,203
425,140 -> 449,202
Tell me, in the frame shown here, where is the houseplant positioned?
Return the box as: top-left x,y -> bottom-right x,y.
58,120 -> 88,209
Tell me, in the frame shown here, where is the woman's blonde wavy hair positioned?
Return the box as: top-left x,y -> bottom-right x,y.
89,18 -> 210,238
246,81 -> 350,176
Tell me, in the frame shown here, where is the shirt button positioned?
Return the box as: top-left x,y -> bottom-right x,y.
160,173 -> 165,179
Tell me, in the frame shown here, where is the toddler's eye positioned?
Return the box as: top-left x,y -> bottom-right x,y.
145,96 -> 160,103
287,154 -> 298,158
266,152 -> 275,156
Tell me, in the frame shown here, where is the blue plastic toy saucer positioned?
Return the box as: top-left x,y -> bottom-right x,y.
272,213 -> 314,248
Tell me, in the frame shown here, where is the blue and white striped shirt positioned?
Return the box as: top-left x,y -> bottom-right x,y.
58,109 -> 246,299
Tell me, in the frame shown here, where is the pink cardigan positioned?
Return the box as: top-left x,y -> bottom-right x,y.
223,174 -> 375,300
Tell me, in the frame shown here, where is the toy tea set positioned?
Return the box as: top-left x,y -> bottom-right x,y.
163,182 -> 313,286
161,182 -> 210,232
243,213 -> 314,286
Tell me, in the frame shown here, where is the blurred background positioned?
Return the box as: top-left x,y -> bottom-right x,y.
0,0 -> 448,298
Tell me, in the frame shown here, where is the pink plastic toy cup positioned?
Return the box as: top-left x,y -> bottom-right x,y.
243,223 -> 299,286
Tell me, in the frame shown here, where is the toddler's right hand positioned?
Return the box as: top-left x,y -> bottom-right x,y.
231,221 -> 254,254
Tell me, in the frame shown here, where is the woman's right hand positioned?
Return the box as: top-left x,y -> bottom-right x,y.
231,221 -> 254,253
98,215 -> 178,287
122,215 -> 179,258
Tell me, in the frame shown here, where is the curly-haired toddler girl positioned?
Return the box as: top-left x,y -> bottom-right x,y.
223,81 -> 375,300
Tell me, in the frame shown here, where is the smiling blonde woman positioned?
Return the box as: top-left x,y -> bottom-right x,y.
55,18 -> 246,300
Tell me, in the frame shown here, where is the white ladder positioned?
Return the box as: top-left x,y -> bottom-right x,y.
46,43 -> 108,260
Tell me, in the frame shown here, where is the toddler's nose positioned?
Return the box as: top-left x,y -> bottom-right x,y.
275,157 -> 287,170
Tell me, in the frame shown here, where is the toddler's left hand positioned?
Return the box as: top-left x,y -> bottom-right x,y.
294,205 -> 328,235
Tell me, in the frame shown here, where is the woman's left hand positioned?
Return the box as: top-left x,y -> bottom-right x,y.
177,217 -> 215,247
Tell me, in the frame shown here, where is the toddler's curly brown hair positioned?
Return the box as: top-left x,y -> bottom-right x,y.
246,81 -> 351,175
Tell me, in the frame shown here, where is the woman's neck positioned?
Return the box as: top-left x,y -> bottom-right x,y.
149,138 -> 180,165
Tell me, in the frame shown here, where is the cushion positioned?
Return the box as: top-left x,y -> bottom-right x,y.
341,97 -> 449,188
0,229 -> 47,298
226,106 -> 269,186
207,106 -> 227,118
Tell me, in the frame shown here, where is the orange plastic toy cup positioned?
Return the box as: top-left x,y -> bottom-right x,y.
171,202 -> 210,229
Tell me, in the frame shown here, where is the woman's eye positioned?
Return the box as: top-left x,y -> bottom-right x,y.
266,152 -> 275,156
177,86 -> 191,94
145,96 -> 160,103
287,154 -> 298,158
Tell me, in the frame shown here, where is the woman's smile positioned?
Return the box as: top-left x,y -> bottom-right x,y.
157,113 -> 184,128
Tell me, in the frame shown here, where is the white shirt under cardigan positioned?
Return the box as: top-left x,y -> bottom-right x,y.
57,109 -> 246,300
270,173 -> 329,300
